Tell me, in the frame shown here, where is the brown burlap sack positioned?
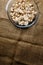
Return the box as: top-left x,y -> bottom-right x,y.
0,0 -> 43,65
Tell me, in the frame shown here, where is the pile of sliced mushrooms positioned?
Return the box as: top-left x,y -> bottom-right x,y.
10,0 -> 37,26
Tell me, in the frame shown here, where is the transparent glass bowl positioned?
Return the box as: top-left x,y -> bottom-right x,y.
6,0 -> 39,28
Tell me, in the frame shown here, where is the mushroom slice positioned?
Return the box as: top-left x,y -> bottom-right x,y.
23,14 -> 28,21
10,12 -> 14,16
24,21 -> 28,25
10,7 -> 14,12
32,10 -> 37,15
18,21 -> 24,25
14,8 -> 24,14
29,3 -> 33,7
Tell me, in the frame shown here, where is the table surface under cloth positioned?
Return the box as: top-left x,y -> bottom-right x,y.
0,0 -> 43,65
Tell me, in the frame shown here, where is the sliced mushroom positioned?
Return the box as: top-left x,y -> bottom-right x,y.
24,21 -> 28,25
18,21 -> 24,25
10,12 -> 14,16
10,0 -> 37,26
23,14 -> 28,21
10,7 -> 14,12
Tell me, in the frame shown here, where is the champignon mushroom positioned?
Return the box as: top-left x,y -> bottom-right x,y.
10,0 -> 37,26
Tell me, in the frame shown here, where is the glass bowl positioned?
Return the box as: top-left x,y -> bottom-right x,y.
6,0 -> 39,28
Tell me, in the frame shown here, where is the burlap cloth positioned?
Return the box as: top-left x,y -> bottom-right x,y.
0,0 -> 43,65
